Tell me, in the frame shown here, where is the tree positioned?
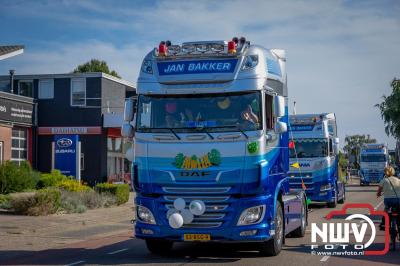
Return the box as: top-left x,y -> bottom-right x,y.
376,79 -> 400,139
343,134 -> 377,169
73,59 -> 121,78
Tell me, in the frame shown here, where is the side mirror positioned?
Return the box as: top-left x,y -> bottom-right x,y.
333,144 -> 339,154
273,95 -> 285,118
334,137 -> 339,145
121,123 -> 134,138
124,98 -> 135,122
274,121 -> 287,134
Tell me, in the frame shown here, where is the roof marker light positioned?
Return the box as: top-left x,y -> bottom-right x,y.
289,140 -> 295,149
228,41 -> 236,54
159,42 -> 167,56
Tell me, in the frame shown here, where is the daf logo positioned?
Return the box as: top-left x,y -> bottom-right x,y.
57,138 -> 73,148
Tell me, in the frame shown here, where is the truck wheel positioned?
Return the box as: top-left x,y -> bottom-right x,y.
259,201 -> 284,256
145,239 -> 173,255
292,198 -> 306,237
327,190 -> 337,208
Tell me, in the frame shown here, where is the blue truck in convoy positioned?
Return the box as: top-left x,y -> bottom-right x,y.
359,143 -> 388,185
288,114 -> 345,208
122,38 -> 307,256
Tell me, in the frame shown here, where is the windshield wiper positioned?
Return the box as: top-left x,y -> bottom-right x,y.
145,127 -> 182,140
199,125 -> 249,139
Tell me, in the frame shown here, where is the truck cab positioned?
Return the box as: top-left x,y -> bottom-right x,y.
122,38 -> 307,256
359,144 -> 388,185
288,113 -> 345,208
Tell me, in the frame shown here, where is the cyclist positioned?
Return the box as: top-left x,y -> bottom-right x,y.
377,166 -> 400,230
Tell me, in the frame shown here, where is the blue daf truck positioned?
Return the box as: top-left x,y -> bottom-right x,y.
122,38 -> 307,256
288,114 -> 345,208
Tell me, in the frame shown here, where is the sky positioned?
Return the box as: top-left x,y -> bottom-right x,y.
0,0 -> 399,148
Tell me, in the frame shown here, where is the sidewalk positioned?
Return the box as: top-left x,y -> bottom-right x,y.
0,193 -> 135,253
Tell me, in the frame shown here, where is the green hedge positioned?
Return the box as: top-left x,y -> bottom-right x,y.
0,161 -> 38,194
0,194 -> 11,209
37,170 -> 68,188
10,188 -> 61,216
95,183 -> 129,205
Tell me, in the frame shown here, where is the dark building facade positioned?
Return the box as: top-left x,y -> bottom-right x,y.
0,73 -> 135,186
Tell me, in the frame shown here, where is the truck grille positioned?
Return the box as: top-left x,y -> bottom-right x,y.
288,172 -> 314,191
162,189 -> 231,229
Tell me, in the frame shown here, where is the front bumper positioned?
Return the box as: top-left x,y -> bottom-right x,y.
134,194 -> 275,242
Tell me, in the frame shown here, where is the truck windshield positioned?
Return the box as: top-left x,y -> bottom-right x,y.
136,91 -> 262,133
361,154 -> 386,162
289,139 -> 328,158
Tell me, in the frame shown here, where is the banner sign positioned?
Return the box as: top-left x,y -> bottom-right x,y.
54,135 -> 79,177
39,126 -> 101,135
290,125 -> 314,131
157,59 -> 238,76
0,97 -> 34,124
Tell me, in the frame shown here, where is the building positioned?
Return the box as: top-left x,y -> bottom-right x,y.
0,91 -> 35,165
0,72 -> 135,186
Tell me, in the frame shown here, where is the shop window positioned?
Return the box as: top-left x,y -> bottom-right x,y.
0,80 -> 10,92
18,80 -> 33,97
70,78 -> 86,106
39,79 -> 54,99
11,127 -> 28,165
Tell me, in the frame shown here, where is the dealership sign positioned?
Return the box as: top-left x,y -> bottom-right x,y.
0,97 -> 34,124
54,134 -> 80,178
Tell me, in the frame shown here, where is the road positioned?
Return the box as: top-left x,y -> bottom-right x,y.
1,178 -> 399,266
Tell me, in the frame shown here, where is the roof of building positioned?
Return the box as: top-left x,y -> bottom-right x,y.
0,45 -> 24,60
0,72 -> 136,89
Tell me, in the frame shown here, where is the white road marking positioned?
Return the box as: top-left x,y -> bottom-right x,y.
65,260 -> 85,266
107,248 -> 129,255
320,256 -> 330,262
374,200 -> 384,210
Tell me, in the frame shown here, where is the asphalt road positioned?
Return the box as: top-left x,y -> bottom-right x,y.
1,178 -> 399,266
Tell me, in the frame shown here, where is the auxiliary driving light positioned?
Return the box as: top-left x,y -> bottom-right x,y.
240,230 -> 257,236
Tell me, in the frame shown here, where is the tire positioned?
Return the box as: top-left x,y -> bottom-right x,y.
259,201 -> 284,256
145,239 -> 173,255
327,190 -> 337,208
338,187 -> 345,204
292,197 -> 307,237
390,219 -> 397,251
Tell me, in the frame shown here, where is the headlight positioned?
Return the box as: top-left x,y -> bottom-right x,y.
237,205 -> 265,226
141,60 -> 153,74
320,184 -> 332,191
137,205 -> 156,224
241,55 -> 259,70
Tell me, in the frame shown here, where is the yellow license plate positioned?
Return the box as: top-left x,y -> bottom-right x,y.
184,234 -> 211,241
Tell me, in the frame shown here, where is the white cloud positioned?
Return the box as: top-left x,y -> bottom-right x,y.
0,0 -> 399,147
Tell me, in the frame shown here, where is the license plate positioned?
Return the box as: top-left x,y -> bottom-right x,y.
184,234 -> 211,241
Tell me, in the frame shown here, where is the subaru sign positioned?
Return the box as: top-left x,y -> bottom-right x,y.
157,59 -> 238,76
54,135 -> 79,178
